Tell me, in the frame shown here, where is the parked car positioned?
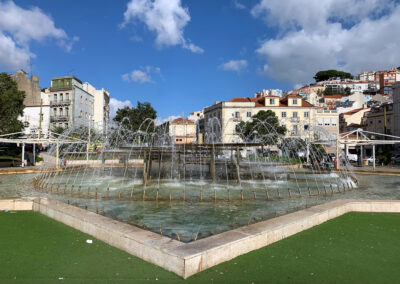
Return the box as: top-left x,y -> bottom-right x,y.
347,154 -> 358,162
394,154 -> 400,164
367,157 -> 379,164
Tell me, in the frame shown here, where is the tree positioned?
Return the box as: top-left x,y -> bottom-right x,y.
113,101 -> 157,132
235,110 -> 287,144
0,73 -> 25,135
314,70 -> 353,82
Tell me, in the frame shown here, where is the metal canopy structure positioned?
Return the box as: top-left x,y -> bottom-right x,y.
0,131 -> 86,167
339,128 -> 400,169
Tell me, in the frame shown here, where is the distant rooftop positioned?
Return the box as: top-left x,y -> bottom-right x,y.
51,75 -> 82,84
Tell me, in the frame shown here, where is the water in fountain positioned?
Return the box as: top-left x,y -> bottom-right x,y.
33,118 -> 357,242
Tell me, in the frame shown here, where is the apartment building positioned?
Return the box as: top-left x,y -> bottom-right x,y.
358,71 -> 376,81
315,109 -> 339,140
82,82 -> 110,133
377,69 -> 400,95
48,76 -> 94,130
202,94 -> 317,143
362,103 -> 393,135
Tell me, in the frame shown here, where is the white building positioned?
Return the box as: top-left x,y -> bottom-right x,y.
82,82 -> 110,133
48,76 -> 94,130
20,92 -> 50,137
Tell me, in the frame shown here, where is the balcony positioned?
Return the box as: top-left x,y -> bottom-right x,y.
291,117 -> 299,122
50,115 -> 69,122
50,100 -> 71,106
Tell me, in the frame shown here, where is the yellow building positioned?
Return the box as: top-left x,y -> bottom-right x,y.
203,94 -> 318,143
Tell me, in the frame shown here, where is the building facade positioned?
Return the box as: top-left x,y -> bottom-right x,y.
11,70 -> 41,107
202,95 -> 318,143
314,109 -> 339,140
11,70 -> 51,137
20,92 -> 50,137
158,118 -> 196,144
393,82 -> 400,140
82,82 -> 110,133
362,103 -> 393,135
48,76 -> 94,130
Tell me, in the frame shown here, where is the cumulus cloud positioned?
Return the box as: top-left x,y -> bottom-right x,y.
251,0 -> 400,85
109,98 -> 133,119
154,115 -> 180,126
219,59 -> 248,73
123,0 -> 203,53
0,1 -> 76,71
122,66 -> 161,83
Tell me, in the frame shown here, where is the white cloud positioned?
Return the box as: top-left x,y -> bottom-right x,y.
154,115 -> 180,126
122,66 -> 161,83
0,1 -> 76,71
109,98 -> 133,119
123,0 -> 203,53
219,59 -> 248,73
234,1 -> 246,10
252,0 -> 400,85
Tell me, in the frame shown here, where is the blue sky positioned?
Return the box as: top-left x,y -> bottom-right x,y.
1,0 -> 400,119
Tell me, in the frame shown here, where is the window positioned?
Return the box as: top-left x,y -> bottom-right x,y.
269,98 -> 275,105
324,118 -> 330,126
378,120 -> 382,124
304,112 -> 309,118
293,112 -> 298,118
53,108 -> 57,116
331,118 -> 337,126
317,118 -> 323,126
370,120 -> 373,125
281,112 -> 287,118
80,96 -> 83,103
304,124 -> 309,130
235,112 -> 240,118
247,112 -> 251,117
59,108 -> 63,116
293,125 -> 298,134
85,98 -> 88,105
60,93 -> 63,101
293,98 -> 298,105
65,107 -> 69,116
65,93 -> 69,101
387,118 -> 390,123
80,110 -> 83,118
54,94 -> 57,102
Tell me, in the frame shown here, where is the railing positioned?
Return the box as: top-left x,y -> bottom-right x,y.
317,109 -> 337,113
50,100 -> 71,106
291,117 -> 299,122
50,115 -> 69,122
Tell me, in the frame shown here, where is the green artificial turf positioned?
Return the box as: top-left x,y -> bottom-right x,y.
1,211 -> 400,283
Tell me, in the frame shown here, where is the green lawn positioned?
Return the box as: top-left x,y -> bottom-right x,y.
1,211 -> 400,283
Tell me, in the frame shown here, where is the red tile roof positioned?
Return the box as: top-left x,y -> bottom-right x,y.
229,96 -> 315,108
171,118 -> 195,125
323,94 -> 343,99
342,108 -> 364,115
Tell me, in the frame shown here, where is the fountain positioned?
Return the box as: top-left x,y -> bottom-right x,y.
32,119 -> 358,242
